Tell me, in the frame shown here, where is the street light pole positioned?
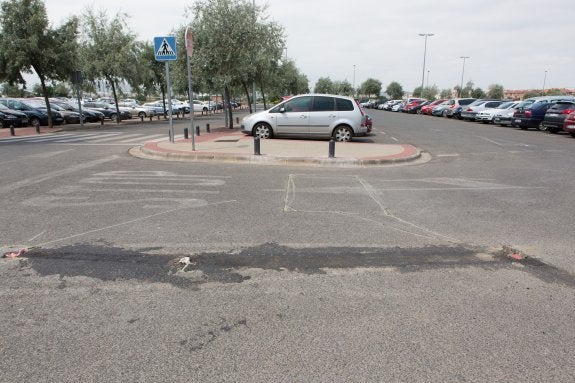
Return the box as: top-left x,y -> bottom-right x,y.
252,0 -> 256,113
542,70 -> 548,95
459,56 -> 470,97
353,64 -> 356,96
419,33 -> 433,98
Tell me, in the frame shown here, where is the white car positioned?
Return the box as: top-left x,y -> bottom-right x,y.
241,94 -> 368,142
493,102 -> 522,126
475,101 -> 519,124
117,101 -> 157,118
191,100 -> 210,113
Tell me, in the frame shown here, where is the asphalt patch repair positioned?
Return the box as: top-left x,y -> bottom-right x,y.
12,242 -> 575,289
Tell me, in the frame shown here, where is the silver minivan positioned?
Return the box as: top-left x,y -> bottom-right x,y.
241,94 -> 368,141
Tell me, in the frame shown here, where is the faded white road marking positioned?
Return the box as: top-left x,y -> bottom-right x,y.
0,155 -> 119,195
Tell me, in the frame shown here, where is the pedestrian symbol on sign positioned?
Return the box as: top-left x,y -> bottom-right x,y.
157,38 -> 175,56
154,36 -> 177,61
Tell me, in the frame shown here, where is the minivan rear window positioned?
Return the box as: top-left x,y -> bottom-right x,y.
335,98 -> 353,111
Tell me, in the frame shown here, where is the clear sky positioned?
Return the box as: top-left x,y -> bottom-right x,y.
41,0 -> 575,93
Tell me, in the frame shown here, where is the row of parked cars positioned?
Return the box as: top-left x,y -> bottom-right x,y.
379,96 -> 575,138
0,96 -> 233,128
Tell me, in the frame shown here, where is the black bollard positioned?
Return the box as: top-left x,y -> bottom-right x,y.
140,115 -> 144,122
195,125 -> 200,136
9,125 -> 15,136
329,138 -> 335,158
184,128 -> 189,139
254,135 -> 261,155
206,123 -> 210,133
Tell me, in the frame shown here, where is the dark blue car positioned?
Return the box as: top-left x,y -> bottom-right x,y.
511,96 -> 575,130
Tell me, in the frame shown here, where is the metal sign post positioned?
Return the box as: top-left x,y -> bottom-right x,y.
154,36 -> 178,143
185,27 -> 195,151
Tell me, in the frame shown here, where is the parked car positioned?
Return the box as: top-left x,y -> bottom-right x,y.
191,99 -> 210,113
540,101 -> 575,133
0,103 -> 29,127
142,100 -> 185,115
241,94 -> 368,142
391,102 -> 404,112
562,110 -> 575,137
511,96 -> 575,130
404,99 -> 427,113
460,99 -> 506,121
491,102 -> 521,126
117,101 -> 157,118
444,98 -> 476,119
380,100 -> 402,110
431,101 -> 451,116
0,98 -> 63,126
45,103 -> 82,124
82,102 -> 132,121
475,101 -> 518,124
51,100 -> 105,123
420,99 -> 446,115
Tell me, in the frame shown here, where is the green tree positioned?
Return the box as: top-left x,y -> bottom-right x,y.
0,0 -> 79,129
1,83 -> 26,97
471,87 -> 486,98
332,80 -> 353,96
314,77 -> 334,94
462,81 -> 474,98
359,78 -> 382,98
386,81 -> 404,99
188,0 -> 285,125
440,88 -> 452,99
80,8 -> 138,122
487,84 -> 504,99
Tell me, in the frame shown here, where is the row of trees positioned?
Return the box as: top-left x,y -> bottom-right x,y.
306,75 -> 508,102
0,0 -> 310,128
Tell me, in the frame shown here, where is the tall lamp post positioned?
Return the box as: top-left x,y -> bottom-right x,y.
459,56 -> 470,97
419,33 -> 433,98
353,64 -> 356,96
542,70 -> 548,95
252,0 -> 256,113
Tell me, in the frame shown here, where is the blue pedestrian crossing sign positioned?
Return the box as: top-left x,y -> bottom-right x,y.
154,36 -> 177,61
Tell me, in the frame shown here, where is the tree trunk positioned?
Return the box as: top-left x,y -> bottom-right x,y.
242,81 -> 252,114
224,86 -> 233,129
258,78 -> 267,110
37,72 -> 52,132
110,78 -> 120,123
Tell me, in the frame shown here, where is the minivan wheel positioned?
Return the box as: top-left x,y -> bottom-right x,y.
333,126 -> 353,142
253,123 -> 272,139
537,123 -> 547,131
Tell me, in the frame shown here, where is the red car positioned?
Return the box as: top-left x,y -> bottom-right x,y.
562,110 -> 575,137
420,99 -> 446,115
402,99 -> 426,113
